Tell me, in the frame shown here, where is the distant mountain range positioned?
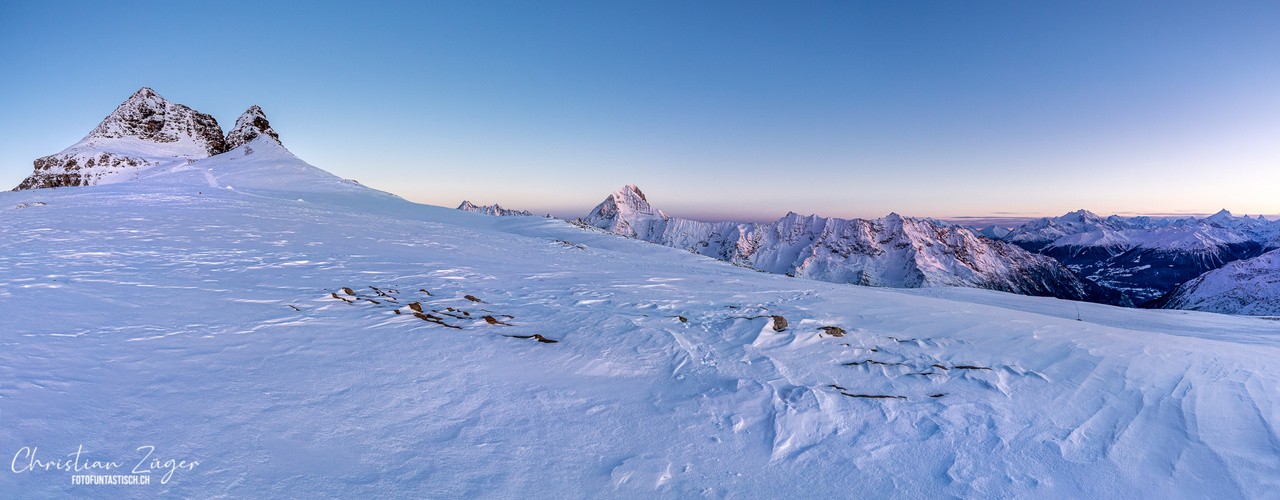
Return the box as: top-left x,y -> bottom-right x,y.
459,188 -> 1280,315
997,209 -> 1280,305
472,184 -> 1124,305
456,201 -> 534,217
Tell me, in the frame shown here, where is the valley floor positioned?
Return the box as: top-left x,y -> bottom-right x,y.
2,174 -> 1279,498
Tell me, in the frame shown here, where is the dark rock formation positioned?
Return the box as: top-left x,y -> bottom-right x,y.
224,105 -> 281,150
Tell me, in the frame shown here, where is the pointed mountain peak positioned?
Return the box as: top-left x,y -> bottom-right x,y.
612,184 -> 649,204
127,87 -> 161,101
601,184 -> 666,219
224,105 -> 281,150
1208,209 -> 1233,220
579,185 -> 669,238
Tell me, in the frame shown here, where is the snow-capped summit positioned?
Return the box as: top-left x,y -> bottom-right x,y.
579,184 -> 670,238
1206,209 -> 1234,224
974,225 -> 1011,239
82,87 -> 227,156
13,87 -> 229,190
224,105 -> 281,150
1003,209 -> 1126,249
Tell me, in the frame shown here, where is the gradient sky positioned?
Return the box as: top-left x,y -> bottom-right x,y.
2,1 -> 1277,224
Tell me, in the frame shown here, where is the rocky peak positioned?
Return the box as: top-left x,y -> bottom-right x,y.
579,185 -> 670,238
599,184 -> 668,220
1065,209 -> 1103,224
1206,209 -> 1234,223
224,105 -> 281,150
86,87 -> 226,156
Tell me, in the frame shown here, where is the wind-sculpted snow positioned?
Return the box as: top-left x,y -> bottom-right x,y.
4,150 -> 1280,497
574,186 -> 1116,304
1150,249 -> 1280,315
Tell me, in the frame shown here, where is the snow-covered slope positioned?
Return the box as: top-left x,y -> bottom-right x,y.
13,88 -> 228,190
457,200 -> 535,216
1150,249 -> 1280,315
4,144 -> 1280,498
573,186 -> 1119,304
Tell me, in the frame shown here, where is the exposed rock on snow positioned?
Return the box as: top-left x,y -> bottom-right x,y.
14,88 -> 228,190
1149,249 -> 1280,315
457,200 -> 535,216
224,105 -> 280,150
84,87 -> 227,156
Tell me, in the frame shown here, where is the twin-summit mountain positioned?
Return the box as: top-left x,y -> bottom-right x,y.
15,88 -> 279,190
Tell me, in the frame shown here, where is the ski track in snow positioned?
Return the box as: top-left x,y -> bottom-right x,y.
3,145 -> 1280,497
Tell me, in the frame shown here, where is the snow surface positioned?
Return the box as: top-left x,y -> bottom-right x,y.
4,140 -> 1280,497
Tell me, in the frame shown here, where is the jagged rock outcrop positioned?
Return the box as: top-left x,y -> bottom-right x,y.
457,201 -> 534,217
14,88 -> 227,190
224,105 -> 280,150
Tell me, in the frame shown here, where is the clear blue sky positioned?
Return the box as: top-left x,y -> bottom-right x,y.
2,1 -> 1277,224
